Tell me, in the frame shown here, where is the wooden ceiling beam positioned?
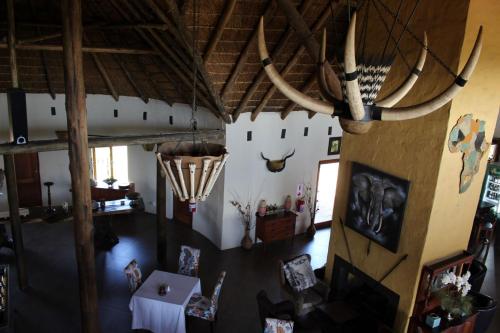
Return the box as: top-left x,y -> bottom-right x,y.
112,0 -> 220,118
203,0 -> 237,64
232,0 -> 312,121
147,0 -> 229,122
28,0 -> 56,100
221,0 -> 276,99
281,72 -> 316,119
276,0 -> 342,100
15,23 -> 168,45
109,0 -> 184,107
0,42 -> 159,55
0,129 -> 224,155
84,34 -> 119,101
251,6 -> 331,121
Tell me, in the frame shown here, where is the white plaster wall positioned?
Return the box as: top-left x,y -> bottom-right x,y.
220,112 -> 342,250
0,93 -> 222,217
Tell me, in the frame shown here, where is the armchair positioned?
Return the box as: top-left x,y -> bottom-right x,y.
278,254 -> 330,316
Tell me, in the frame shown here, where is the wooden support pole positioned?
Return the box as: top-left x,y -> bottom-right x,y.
221,0 -> 276,99
276,0 -> 342,99
203,0 -> 237,64
232,0 -> 312,121
5,0 -> 28,291
251,7 -> 330,121
61,0 -> 100,332
156,159 -> 167,270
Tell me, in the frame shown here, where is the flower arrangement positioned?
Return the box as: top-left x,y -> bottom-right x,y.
436,271 -> 473,320
303,183 -> 319,221
230,200 -> 255,231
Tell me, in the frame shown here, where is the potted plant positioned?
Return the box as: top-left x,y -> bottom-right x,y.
230,200 -> 255,250
436,271 -> 473,323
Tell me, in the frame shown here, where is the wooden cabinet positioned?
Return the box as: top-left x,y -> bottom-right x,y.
255,211 -> 296,244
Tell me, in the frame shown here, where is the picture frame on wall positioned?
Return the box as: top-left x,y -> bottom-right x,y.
345,162 -> 410,253
328,137 -> 341,155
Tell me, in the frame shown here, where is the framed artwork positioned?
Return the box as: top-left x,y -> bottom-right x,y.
328,137 -> 341,155
346,162 -> 410,253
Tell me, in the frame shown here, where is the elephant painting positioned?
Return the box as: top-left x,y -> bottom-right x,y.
346,163 -> 410,253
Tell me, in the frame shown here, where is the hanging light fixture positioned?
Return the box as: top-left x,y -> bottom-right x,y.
156,0 -> 228,212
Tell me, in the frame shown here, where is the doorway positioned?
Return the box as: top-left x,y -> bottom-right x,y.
173,197 -> 192,228
14,152 -> 42,207
314,159 -> 339,228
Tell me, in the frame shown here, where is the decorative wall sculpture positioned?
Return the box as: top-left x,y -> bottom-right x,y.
261,150 -> 295,173
346,162 -> 410,253
448,114 -> 489,193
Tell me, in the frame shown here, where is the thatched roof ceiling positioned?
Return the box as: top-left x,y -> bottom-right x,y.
0,0 -> 353,122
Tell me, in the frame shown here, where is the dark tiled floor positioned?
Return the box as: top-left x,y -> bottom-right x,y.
2,213 -> 331,333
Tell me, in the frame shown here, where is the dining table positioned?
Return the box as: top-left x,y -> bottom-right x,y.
129,270 -> 202,333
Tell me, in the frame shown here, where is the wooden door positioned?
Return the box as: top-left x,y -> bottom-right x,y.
173,197 -> 192,227
14,153 -> 42,207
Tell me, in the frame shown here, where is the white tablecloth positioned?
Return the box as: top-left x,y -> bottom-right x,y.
129,270 -> 201,333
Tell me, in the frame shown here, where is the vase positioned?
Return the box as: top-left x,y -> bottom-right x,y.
307,219 -> 316,237
241,229 -> 253,250
258,200 -> 267,217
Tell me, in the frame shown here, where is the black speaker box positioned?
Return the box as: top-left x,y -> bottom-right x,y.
7,88 -> 28,145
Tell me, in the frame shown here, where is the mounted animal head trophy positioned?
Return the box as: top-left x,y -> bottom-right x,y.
257,10 -> 483,135
261,150 -> 295,173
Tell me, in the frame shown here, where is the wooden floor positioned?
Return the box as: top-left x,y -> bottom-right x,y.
3,213 -> 331,333
2,213 -> 499,333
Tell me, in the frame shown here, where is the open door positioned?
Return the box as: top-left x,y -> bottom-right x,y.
14,152 -> 42,208
314,159 -> 339,228
173,197 -> 192,228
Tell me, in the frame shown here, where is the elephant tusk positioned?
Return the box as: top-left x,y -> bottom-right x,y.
378,26 -> 483,121
257,17 -> 335,115
376,32 -> 428,107
344,12 -> 366,121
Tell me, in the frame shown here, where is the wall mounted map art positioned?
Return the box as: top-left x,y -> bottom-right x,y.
448,114 -> 489,193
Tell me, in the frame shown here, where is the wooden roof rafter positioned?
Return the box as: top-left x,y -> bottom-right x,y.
251,3 -> 332,121
143,0 -> 230,122
220,0 -> 277,100
232,0 -> 313,121
203,0 -> 237,64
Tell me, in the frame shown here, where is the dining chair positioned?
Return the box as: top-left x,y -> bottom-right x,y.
124,259 -> 142,292
186,271 -> 226,332
178,245 -> 201,277
264,318 -> 294,333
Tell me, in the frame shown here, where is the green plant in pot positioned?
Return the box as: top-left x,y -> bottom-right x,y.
436,271 -> 473,322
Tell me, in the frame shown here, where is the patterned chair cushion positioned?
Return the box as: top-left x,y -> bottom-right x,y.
283,255 -> 317,292
186,294 -> 214,320
178,245 -> 201,277
264,318 -> 294,333
186,271 -> 226,322
124,259 -> 142,292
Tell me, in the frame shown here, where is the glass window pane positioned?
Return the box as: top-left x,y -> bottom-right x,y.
94,147 -> 112,182
112,146 -> 128,183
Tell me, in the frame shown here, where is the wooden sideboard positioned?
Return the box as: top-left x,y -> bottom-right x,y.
255,211 -> 296,244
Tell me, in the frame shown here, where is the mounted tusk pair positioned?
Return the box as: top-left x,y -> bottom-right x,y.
344,12 -> 483,121
377,26 -> 483,120
258,11 -> 483,132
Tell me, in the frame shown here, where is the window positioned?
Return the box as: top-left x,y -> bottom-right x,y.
91,146 -> 128,183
